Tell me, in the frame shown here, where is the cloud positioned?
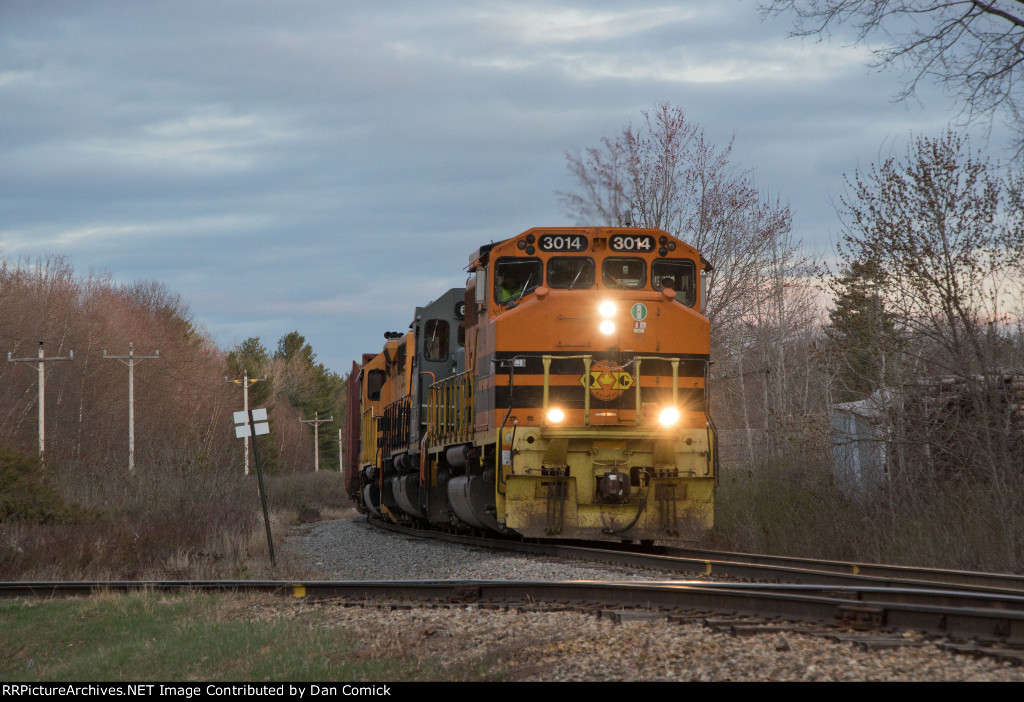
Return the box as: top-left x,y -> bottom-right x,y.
0,0 -> 1008,374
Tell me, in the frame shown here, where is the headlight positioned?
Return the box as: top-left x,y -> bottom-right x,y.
599,320 -> 615,335
599,301 -> 616,317
547,408 -> 565,423
658,407 -> 680,427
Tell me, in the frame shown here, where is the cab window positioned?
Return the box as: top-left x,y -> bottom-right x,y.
494,258 -> 542,305
652,259 -> 697,307
391,344 -> 407,375
366,369 -> 386,401
602,257 -> 646,289
424,320 -> 449,361
547,257 -> 595,289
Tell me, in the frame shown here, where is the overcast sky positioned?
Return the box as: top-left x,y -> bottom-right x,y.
1,1 -> 1010,374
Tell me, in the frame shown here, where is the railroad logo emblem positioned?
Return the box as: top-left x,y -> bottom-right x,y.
631,303 -> 648,321
580,360 -> 634,401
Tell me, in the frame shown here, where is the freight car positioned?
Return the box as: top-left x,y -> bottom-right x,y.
344,226 -> 716,542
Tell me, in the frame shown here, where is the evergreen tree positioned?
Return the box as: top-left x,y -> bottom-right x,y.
275,331 -> 346,471
226,337 -> 278,472
226,337 -> 273,406
826,259 -> 897,402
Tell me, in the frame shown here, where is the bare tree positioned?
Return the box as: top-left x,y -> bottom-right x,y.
560,102 -> 794,335
714,228 -> 828,464
838,130 -> 1024,493
0,260 -> 242,473
761,0 -> 1024,153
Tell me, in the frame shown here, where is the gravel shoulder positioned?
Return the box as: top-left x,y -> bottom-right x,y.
276,514 -> 1024,682
281,512 -> 677,581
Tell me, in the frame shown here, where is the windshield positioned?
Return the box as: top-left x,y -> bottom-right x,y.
602,257 -> 646,289
494,258 -> 542,305
547,257 -> 595,289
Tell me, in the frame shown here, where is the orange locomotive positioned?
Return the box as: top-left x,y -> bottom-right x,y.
345,226 -> 716,542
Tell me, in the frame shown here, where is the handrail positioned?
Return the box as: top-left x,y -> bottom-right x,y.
423,355 -> 708,440
542,354 -> 592,425
359,407 -> 377,465
542,354 -> 705,427
426,370 -> 474,445
381,395 -> 412,455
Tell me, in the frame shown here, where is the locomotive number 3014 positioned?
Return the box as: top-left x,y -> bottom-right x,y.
610,234 -> 655,252
538,234 -> 588,252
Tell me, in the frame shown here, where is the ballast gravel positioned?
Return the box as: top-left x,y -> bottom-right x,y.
277,515 -> 1024,682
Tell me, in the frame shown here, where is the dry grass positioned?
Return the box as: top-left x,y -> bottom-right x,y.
712,455 -> 1024,573
0,454 -> 352,581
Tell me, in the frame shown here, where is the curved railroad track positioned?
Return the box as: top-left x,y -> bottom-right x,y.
368,517 -> 1024,595
359,516 -> 1024,654
3,516 -> 1023,664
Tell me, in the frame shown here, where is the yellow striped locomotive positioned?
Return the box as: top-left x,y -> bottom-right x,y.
344,226 -> 716,542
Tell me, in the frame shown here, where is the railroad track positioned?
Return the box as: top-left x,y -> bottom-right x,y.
368,517 -> 1024,595
649,545 -> 1024,594
358,517 -> 1024,654
3,575 -> 1024,660
3,517 -> 1023,663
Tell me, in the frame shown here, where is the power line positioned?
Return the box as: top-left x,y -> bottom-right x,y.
225,371 -> 267,476
300,411 -> 333,472
7,341 -> 74,460
104,342 -> 160,473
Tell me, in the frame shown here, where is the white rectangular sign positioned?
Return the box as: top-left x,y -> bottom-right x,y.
234,408 -> 268,424
234,408 -> 270,438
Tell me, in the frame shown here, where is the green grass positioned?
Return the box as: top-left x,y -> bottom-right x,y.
0,592 -> 466,682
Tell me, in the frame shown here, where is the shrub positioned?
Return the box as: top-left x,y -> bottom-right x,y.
0,446 -> 87,525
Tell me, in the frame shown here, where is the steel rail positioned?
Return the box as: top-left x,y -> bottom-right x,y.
1,578 -> 1023,645
367,517 -> 1024,596
649,545 -> 1024,593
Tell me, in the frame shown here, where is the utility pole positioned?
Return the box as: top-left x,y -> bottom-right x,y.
226,371 -> 266,475
103,343 -> 159,473
299,411 -> 333,472
338,427 -> 344,473
7,341 -> 74,459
